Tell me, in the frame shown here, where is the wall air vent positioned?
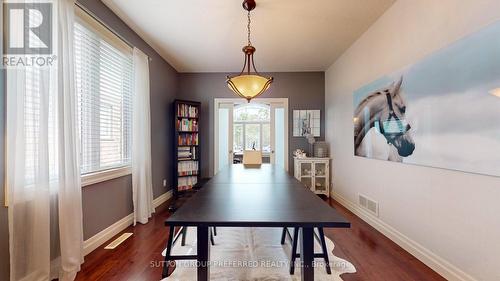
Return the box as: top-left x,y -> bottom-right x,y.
358,194 -> 379,217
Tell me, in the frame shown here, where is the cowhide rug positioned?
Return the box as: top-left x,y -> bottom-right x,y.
161,227 -> 355,281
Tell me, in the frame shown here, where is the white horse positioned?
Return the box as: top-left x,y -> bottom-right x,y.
354,77 -> 415,161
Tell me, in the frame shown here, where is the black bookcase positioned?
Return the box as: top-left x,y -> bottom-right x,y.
170,99 -> 201,210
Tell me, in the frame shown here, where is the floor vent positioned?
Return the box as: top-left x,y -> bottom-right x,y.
358,194 -> 379,217
104,233 -> 133,250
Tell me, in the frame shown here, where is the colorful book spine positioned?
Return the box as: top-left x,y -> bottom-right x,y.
178,133 -> 199,146
177,104 -> 199,118
176,119 -> 199,131
177,161 -> 199,176
177,176 -> 198,191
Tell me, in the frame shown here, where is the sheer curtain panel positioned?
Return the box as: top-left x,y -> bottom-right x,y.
132,48 -> 154,225
6,0 -> 84,280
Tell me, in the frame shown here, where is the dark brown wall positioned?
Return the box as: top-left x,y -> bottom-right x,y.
76,0 -> 178,240
178,72 -> 325,177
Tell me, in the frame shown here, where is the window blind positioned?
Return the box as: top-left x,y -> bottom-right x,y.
74,9 -> 133,175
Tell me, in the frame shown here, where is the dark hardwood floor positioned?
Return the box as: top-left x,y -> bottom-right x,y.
75,198 -> 446,281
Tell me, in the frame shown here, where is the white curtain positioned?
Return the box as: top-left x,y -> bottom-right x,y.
132,48 -> 154,225
6,0 -> 84,280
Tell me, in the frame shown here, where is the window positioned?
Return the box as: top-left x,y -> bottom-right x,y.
74,8 -> 133,175
233,104 -> 271,153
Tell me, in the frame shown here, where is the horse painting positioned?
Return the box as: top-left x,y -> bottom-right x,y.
353,77 -> 415,162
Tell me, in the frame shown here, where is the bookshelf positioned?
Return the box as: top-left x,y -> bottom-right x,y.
172,100 -> 201,204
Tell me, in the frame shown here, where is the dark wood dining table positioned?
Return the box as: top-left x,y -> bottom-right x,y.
163,164 -> 350,281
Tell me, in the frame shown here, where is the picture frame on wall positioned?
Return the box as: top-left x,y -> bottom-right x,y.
293,110 -> 320,137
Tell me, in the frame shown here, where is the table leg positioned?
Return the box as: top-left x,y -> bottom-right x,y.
300,227 -> 314,281
162,226 -> 175,278
197,226 -> 210,281
181,226 -> 188,246
318,227 -> 332,274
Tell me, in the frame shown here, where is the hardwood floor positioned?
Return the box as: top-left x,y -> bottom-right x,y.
75,198 -> 446,281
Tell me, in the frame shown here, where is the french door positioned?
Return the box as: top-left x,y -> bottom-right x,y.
270,102 -> 286,169
214,102 -> 234,173
214,98 -> 288,174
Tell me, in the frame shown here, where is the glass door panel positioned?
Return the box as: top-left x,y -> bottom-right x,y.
314,162 -> 327,177
218,108 -> 229,172
245,124 -> 260,150
300,162 -> 312,177
216,104 -> 233,173
262,123 -> 270,153
233,123 -> 244,164
262,123 -> 270,163
301,177 -> 312,190
274,107 -> 285,169
314,177 -> 327,192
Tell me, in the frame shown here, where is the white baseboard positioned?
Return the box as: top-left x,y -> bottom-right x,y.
153,190 -> 173,209
83,213 -> 133,256
330,192 -> 476,281
83,190 -> 173,256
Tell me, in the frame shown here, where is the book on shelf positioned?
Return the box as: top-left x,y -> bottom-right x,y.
177,161 -> 199,176
173,100 -> 201,199
177,104 -> 198,118
178,133 -> 198,146
177,176 -> 198,191
177,118 -> 198,131
177,146 -> 197,160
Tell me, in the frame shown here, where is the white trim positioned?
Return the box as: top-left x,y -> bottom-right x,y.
83,213 -> 133,256
83,190 -> 172,256
81,166 -> 132,187
330,191 -> 477,281
153,190 -> 172,209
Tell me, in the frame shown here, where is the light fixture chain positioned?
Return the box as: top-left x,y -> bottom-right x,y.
247,10 -> 252,46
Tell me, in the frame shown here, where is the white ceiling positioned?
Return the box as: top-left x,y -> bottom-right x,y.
102,0 -> 395,73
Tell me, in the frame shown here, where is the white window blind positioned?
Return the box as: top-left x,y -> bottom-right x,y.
74,8 -> 133,175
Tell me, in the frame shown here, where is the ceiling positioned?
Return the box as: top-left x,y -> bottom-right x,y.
102,0 -> 396,73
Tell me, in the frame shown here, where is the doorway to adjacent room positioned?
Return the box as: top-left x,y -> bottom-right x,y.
214,98 -> 288,173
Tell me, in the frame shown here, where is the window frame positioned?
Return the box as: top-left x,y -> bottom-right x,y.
233,104 -> 271,154
75,6 -> 133,186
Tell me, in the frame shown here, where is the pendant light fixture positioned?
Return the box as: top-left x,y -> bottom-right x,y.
226,0 -> 273,102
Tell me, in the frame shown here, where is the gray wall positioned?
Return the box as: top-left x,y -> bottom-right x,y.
76,0 -> 179,240
0,3 -> 325,279
1,35 -> 9,281
1,1 -> 8,278
0,7 -> 179,278
178,72 -> 325,177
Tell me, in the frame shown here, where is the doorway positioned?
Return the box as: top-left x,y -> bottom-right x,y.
214,98 -> 288,173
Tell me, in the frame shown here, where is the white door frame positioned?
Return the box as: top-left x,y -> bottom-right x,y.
214,98 -> 289,173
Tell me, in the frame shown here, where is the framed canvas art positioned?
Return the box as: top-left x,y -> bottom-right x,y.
353,21 -> 500,177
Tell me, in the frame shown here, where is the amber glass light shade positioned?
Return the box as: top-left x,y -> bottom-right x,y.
227,1 -> 272,102
226,74 -> 273,102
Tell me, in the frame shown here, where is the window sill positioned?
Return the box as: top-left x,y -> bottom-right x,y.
81,166 -> 132,187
